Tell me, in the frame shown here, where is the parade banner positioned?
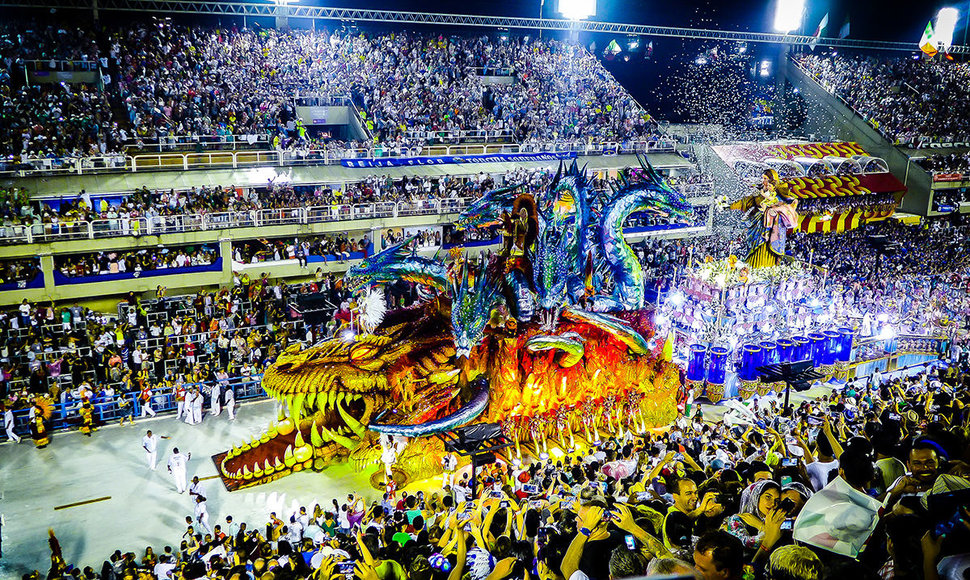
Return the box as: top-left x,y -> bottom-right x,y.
341,151 -> 578,168
933,173 -> 964,182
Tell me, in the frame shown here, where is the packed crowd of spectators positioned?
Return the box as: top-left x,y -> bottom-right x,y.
29,358 -> 970,580
916,152 -> 970,175
0,166 -> 587,242
796,53 -> 970,146
788,215 -> 970,280
0,25 -> 117,160
0,273 -> 334,414
233,234 -> 371,265
795,193 -> 899,217
54,245 -> 219,277
0,258 -> 41,286
2,22 -> 664,161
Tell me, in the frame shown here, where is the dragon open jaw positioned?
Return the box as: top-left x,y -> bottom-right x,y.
215,310 -> 467,490
218,382 -> 390,490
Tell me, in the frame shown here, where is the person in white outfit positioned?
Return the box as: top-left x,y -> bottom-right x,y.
224,388 -> 236,420
379,433 -> 398,480
442,452 -> 458,487
4,405 -> 21,443
209,382 -> 221,417
191,388 -> 204,424
168,447 -> 191,493
194,495 -> 212,534
184,389 -> 199,425
143,430 -> 159,470
188,476 -> 207,502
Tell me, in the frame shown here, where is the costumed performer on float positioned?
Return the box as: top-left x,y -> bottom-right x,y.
731,168 -> 799,268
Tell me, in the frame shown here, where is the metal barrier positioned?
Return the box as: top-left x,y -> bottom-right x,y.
4,139 -> 677,178
122,133 -> 271,154
403,129 -> 516,144
2,374 -> 268,440
22,59 -> 100,72
0,198 -> 477,245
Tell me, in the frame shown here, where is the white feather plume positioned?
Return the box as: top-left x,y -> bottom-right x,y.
358,287 -> 387,334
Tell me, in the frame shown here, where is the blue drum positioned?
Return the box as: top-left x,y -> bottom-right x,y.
759,341 -> 778,365
740,344 -> 762,381
837,327 -> 854,363
687,344 -> 707,382
708,346 -> 729,385
822,330 -> 841,366
792,336 -> 811,363
808,333 -> 827,367
776,338 -> 795,363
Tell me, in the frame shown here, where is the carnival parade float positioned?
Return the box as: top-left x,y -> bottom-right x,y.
214,160 -> 694,490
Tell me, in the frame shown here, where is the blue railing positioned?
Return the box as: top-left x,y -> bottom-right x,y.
2,374 -> 268,440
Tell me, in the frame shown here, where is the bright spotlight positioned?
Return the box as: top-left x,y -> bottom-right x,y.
669,291 -> 686,307
878,326 -> 896,341
558,0 -> 596,20
337,327 -> 356,343
936,7 -> 960,52
773,0 -> 805,33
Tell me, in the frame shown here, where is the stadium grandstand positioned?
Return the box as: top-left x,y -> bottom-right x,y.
1,2 -> 970,580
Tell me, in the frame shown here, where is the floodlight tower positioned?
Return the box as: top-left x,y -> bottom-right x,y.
557,0 -> 596,94
558,0 -> 597,43
771,0 -> 805,133
275,0 -> 298,30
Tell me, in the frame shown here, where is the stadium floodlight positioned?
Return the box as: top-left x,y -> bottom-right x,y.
558,0 -> 596,21
773,0 -> 805,33
935,7 -> 960,52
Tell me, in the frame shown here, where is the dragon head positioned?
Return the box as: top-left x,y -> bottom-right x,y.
345,236 -> 451,295
450,256 -> 502,358
542,161 -> 590,228
623,157 -> 696,224
453,185 -> 521,231
217,309 -> 461,490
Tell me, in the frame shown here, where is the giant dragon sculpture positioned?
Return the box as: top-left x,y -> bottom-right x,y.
215,159 -> 696,490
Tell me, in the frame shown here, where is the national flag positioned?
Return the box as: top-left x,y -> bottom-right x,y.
793,477 -> 882,558
604,39 -> 622,61
809,13 -> 829,51
920,20 -> 938,57
838,16 -> 850,39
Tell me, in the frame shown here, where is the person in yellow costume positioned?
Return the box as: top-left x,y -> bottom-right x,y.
79,398 -> 96,436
